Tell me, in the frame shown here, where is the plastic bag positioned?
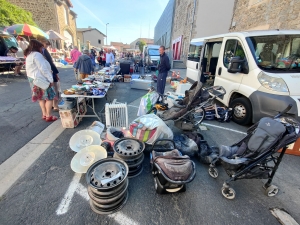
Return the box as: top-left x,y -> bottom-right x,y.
137,92 -> 159,116
131,114 -> 173,144
174,134 -> 198,156
106,127 -> 123,141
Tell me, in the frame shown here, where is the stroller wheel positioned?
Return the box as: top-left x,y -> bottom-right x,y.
154,177 -> 165,194
208,167 -> 219,178
179,184 -> 186,193
265,185 -> 279,197
221,187 -> 236,200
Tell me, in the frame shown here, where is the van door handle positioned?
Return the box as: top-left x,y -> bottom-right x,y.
196,63 -> 198,70
218,67 -> 222,75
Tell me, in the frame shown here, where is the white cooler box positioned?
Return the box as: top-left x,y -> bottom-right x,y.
130,79 -> 153,90
176,83 -> 192,95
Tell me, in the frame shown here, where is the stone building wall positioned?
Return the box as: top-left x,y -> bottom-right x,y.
230,0 -> 300,32
7,0 -> 77,46
172,0 -> 197,62
7,0 -> 59,32
56,3 -> 77,45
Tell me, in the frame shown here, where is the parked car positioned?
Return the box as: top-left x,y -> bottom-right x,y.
0,30 -> 24,58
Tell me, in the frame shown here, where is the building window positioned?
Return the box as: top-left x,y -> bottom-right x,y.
64,7 -> 68,25
98,39 -> 101,44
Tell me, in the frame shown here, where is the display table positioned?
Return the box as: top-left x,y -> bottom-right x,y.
60,73 -> 116,122
61,87 -> 109,121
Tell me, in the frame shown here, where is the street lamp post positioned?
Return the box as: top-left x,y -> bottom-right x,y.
106,23 -> 109,45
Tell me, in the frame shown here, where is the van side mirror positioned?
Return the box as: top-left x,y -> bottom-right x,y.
228,57 -> 243,73
227,57 -> 248,74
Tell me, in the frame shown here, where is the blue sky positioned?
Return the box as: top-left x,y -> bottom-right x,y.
71,0 -> 169,45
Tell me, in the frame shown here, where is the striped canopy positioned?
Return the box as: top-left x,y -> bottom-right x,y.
5,24 -> 49,39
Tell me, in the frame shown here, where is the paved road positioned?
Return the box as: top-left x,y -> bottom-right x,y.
0,68 -> 299,224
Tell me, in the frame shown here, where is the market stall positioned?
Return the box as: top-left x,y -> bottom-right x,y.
60,66 -> 119,127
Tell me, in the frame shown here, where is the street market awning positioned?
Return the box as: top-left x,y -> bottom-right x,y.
46,30 -> 69,41
5,24 -> 49,39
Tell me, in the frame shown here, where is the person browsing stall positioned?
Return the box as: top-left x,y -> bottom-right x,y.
75,49 -> 93,80
70,46 -> 82,67
157,45 -> 170,95
105,49 -> 114,67
24,40 -> 57,122
41,40 -> 60,111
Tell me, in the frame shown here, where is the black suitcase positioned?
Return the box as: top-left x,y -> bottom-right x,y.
120,62 -> 130,75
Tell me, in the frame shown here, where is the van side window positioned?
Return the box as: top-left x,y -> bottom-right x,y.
223,40 -> 246,68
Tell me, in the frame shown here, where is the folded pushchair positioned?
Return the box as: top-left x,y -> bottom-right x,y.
150,139 -> 196,194
208,105 -> 300,199
158,82 -> 226,131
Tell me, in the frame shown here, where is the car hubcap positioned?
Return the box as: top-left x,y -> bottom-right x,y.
234,104 -> 246,119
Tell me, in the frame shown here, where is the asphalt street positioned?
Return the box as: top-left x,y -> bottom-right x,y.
0,67 -> 299,225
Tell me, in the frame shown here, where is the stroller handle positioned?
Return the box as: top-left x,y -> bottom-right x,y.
151,139 -> 176,151
205,86 -> 226,99
274,104 -> 293,119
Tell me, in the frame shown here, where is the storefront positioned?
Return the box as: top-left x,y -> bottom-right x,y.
172,35 -> 182,60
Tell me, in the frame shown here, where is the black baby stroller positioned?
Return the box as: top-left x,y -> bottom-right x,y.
158,82 -> 226,131
150,139 -> 196,194
208,104 -> 300,199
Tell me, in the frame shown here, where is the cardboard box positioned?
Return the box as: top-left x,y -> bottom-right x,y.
59,98 -> 86,128
124,74 -> 131,82
78,97 -> 87,116
59,108 -> 80,128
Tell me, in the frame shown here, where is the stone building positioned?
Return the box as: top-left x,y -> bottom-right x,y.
77,27 -> 106,50
130,38 -> 154,49
230,0 -> 300,32
171,0 -> 234,66
7,0 -> 77,47
110,42 -> 130,52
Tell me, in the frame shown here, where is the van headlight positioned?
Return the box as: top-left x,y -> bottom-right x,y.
257,71 -> 289,92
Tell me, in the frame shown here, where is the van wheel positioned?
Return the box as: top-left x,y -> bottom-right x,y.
230,97 -> 252,125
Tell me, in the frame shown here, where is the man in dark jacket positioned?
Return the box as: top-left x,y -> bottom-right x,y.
157,46 -> 170,95
75,49 -> 93,80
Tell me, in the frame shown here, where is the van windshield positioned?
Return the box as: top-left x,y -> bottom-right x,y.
2,35 -> 18,48
248,35 -> 300,73
188,43 -> 202,62
148,48 -> 159,56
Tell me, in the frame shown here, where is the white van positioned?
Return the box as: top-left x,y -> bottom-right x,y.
142,44 -> 160,70
187,30 -> 300,125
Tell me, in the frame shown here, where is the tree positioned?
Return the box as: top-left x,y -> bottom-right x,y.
0,0 -> 37,27
139,40 -> 146,52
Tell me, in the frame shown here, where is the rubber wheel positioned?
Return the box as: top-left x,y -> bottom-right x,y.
154,176 -> 165,194
221,187 -> 236,200
230,97 -> 252,125
193,107 -> 205,125
265,185 -> 279,197
179,184 -> 186,192
208,167 -> 218,178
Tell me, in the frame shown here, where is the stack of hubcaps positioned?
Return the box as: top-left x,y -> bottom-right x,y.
86,158 -> 129,214
113,138 -> 145,178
